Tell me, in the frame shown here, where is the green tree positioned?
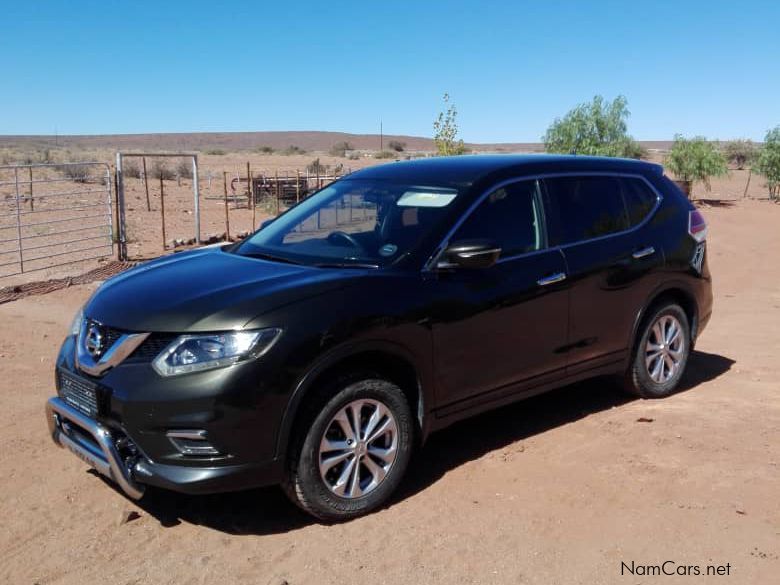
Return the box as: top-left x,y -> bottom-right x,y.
723,139 -> 757,170
665,135 -> 728,196
433,93 -> 466,156
543,95 -> 643,158
755,126 -> 780,200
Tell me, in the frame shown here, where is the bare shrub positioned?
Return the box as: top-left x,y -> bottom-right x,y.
60,164 -> 91,183
176,159 -> 193,179
123,160 -> 141,178
150,160 -> 176,180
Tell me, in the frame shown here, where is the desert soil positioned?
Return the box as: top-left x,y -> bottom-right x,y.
0,198 -> 778,584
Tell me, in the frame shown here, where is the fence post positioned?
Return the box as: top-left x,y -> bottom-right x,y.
142,157 -> 151,211
115,153 -> 128,260
275,169 -> 280,216
28,166 -> 34,211
14,167 -> 24,274
223,171 -> 230,239
296,169 -> 301,203
251,169 -> 256,230
160,175 -> 167,250
192,155 -> 201,244
246,162 -> 252,209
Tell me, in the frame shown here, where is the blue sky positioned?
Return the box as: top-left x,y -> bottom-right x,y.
1,0 -> 777,142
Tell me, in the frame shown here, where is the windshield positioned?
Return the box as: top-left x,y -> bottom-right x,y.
235,179 -> 462,267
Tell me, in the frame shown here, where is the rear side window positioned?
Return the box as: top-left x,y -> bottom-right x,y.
621,177 -> 658,226
453,179 -> 544,258
544,176 -> 628,244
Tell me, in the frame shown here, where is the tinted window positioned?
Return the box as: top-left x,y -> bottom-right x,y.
545,176 -> 628,244
453,180 -> 544,257
621,177 -> 657,226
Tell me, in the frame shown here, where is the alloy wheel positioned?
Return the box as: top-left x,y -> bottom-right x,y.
318,399 -> 398,499
645,314 -> 685,383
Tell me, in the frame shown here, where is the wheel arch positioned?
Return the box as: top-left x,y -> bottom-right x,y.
630,282 -> 699,357
275,341 -> 428,461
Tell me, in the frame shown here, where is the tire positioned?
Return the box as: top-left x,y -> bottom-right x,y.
623,303 -> 691,398
282,375 -> 414,521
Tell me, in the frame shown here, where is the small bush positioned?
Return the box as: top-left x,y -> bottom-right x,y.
755,126 -> 780,199
374,151 -> 397,159
60,164 -> 91,183
665,135 -> 728,193
176,159 -> 193,179
204,148 -> 227,155
347,152 -> 361,160
256,145 -> 274,154
388,140 -> 406,152
329,141 -> 353,157
723,139 -> 757,170
306,158 -> 329,174
123,160 -> 141,178
282,145 -> 306,155
149,160 -> 176,180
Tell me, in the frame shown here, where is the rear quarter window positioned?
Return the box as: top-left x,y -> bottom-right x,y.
620,177 -> 658,226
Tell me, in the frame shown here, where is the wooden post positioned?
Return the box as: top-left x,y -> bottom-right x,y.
296,169 -> 301,203
142,157 -> 151,211
28,166 -> 34,211
316,164 -> 321,190
743,168 -> 752,199
251,170 -> 256,230
275,169 -> 280,216
160,175 -> 166,250
223,171 -> 230,239
246,162 -> 252,209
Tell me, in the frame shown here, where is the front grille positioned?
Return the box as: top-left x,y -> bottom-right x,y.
58,369 -> 100,418
126,333 -> 177,363
103,327 -> 123,350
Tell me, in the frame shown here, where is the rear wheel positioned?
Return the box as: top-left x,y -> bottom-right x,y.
623,303 -> 691,398
283,376 -> 413,521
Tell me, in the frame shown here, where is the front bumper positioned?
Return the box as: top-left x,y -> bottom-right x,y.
46,396 -> 145,499
46,396 -> 284,499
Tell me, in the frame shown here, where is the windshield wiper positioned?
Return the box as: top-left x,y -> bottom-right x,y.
241,251 -> 304,265
314,261 -> 379,269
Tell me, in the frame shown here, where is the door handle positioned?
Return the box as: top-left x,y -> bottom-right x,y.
632,246 -> 655,260
537,272 -> 567,286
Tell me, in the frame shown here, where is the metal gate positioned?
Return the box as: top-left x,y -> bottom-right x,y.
0,162 -> 114,278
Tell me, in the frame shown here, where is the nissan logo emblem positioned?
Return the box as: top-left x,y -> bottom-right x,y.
85,323 -> 105,358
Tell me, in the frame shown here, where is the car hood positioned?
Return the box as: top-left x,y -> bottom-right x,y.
85,247 -> 353,332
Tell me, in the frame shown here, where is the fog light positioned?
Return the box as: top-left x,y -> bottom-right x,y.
166,430 -> 219,456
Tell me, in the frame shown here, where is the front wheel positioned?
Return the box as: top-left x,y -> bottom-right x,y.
283,377 -> 414,521
623,303 -> 691,398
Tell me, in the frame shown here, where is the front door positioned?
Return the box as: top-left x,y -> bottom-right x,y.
430,179 -> 569,412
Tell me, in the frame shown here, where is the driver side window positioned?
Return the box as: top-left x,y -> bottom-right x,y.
453,179 -> 545,258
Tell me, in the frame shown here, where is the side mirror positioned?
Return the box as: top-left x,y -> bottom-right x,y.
437,240 -> 501,270
260,218 -> 274,230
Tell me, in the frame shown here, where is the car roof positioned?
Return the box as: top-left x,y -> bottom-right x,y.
348,154 -> 663,187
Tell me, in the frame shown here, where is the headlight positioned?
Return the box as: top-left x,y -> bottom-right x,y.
152,328 -> 282,377
69,307 -> 84,337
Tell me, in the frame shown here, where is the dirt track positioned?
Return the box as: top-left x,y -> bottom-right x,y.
0,199 -> 778,584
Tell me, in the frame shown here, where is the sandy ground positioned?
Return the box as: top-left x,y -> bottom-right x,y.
0,198 -> 778,584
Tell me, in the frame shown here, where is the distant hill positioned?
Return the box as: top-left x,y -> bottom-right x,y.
0,130 -> 673,153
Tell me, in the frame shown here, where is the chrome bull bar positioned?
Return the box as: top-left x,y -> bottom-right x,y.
45,397 -> 145,499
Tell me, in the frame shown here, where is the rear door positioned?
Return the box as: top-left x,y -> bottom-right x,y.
431,179 -> 569,412
543,174 -> 663,374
